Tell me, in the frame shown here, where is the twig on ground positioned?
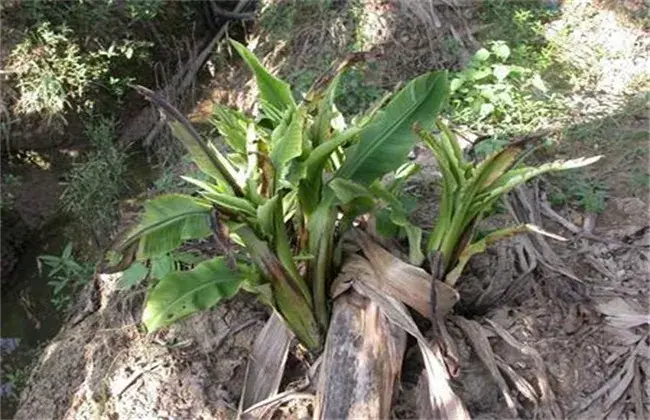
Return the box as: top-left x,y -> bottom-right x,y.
113,361 -> 162,397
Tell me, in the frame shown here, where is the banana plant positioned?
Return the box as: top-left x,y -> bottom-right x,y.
106,40 -> 448,353
373,120 -> 600,289
418,122 -> 600,285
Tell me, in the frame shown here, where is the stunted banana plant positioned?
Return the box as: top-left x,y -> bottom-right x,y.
107,40 -> 448,355
106,39 -> 600,418
374,122 -> 600,293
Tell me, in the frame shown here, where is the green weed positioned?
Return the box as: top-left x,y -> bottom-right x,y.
449,40 -> 562,133
37,242 -> 94,312
548,174 -> 609,213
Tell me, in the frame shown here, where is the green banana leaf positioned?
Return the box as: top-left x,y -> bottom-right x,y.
270,108 -> 304,170
231,40 -> 296,121
113,194 -> 212,260
134,86 -> 241,195
445,224 -> 566,286
210,104 -> 252,153
181,175 -> 257,217
335,71 -> 448,186
143,257 -> 251,331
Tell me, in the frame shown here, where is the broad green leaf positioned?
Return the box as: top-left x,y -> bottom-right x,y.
181,175 -> 257,217
445,224 -> 566,286
335,71 -> 448,186
304,126 -> 363,176
329,178 -> 372,204
471,67 -> 492,81
210,105 -> 252,153
271,109 -> 304,169
151,255 -> 174,279
114,194 -> 212,260
119,262 -> 149,289
375,208 -> 400,238
369,182 -> 423,264
231,40 -> 296,120
298,126 -> 363,215
143,257 -> 249,332
450,78 -> 464,92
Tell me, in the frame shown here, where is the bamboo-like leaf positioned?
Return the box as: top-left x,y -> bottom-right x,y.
113,194 -> 212,260
445,224 -> 566,286
273,193 -> 309,301
210,104 -> 252,153
335,71 -> 448,185
416,129 -> 463,253
479,155 -> 603,204
470,144 -> 523,193
181,175 -> 257,217
143,257 -> 250,332
436,119 -> 466,174
231,40 -> 296,120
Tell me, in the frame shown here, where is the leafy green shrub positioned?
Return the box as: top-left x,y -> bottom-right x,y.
481,1 -> 562,73
60,117 -> 128,242
8,23 -> 103,118
37,242 -> 94,311
8,21 -> 151,119
449,41 -> 560,132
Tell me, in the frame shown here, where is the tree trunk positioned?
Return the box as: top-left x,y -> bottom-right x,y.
315,289 -> 406,419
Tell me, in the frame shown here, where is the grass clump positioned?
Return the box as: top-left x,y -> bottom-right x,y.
60,116 -> 128,244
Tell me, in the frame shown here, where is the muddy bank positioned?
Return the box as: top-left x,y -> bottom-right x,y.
14,271 -> 267,420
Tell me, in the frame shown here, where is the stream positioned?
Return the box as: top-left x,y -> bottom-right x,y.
1,216 -> 69,417
0,147 -> 156,418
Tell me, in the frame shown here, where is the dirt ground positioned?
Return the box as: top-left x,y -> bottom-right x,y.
13,0 -> 649,419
